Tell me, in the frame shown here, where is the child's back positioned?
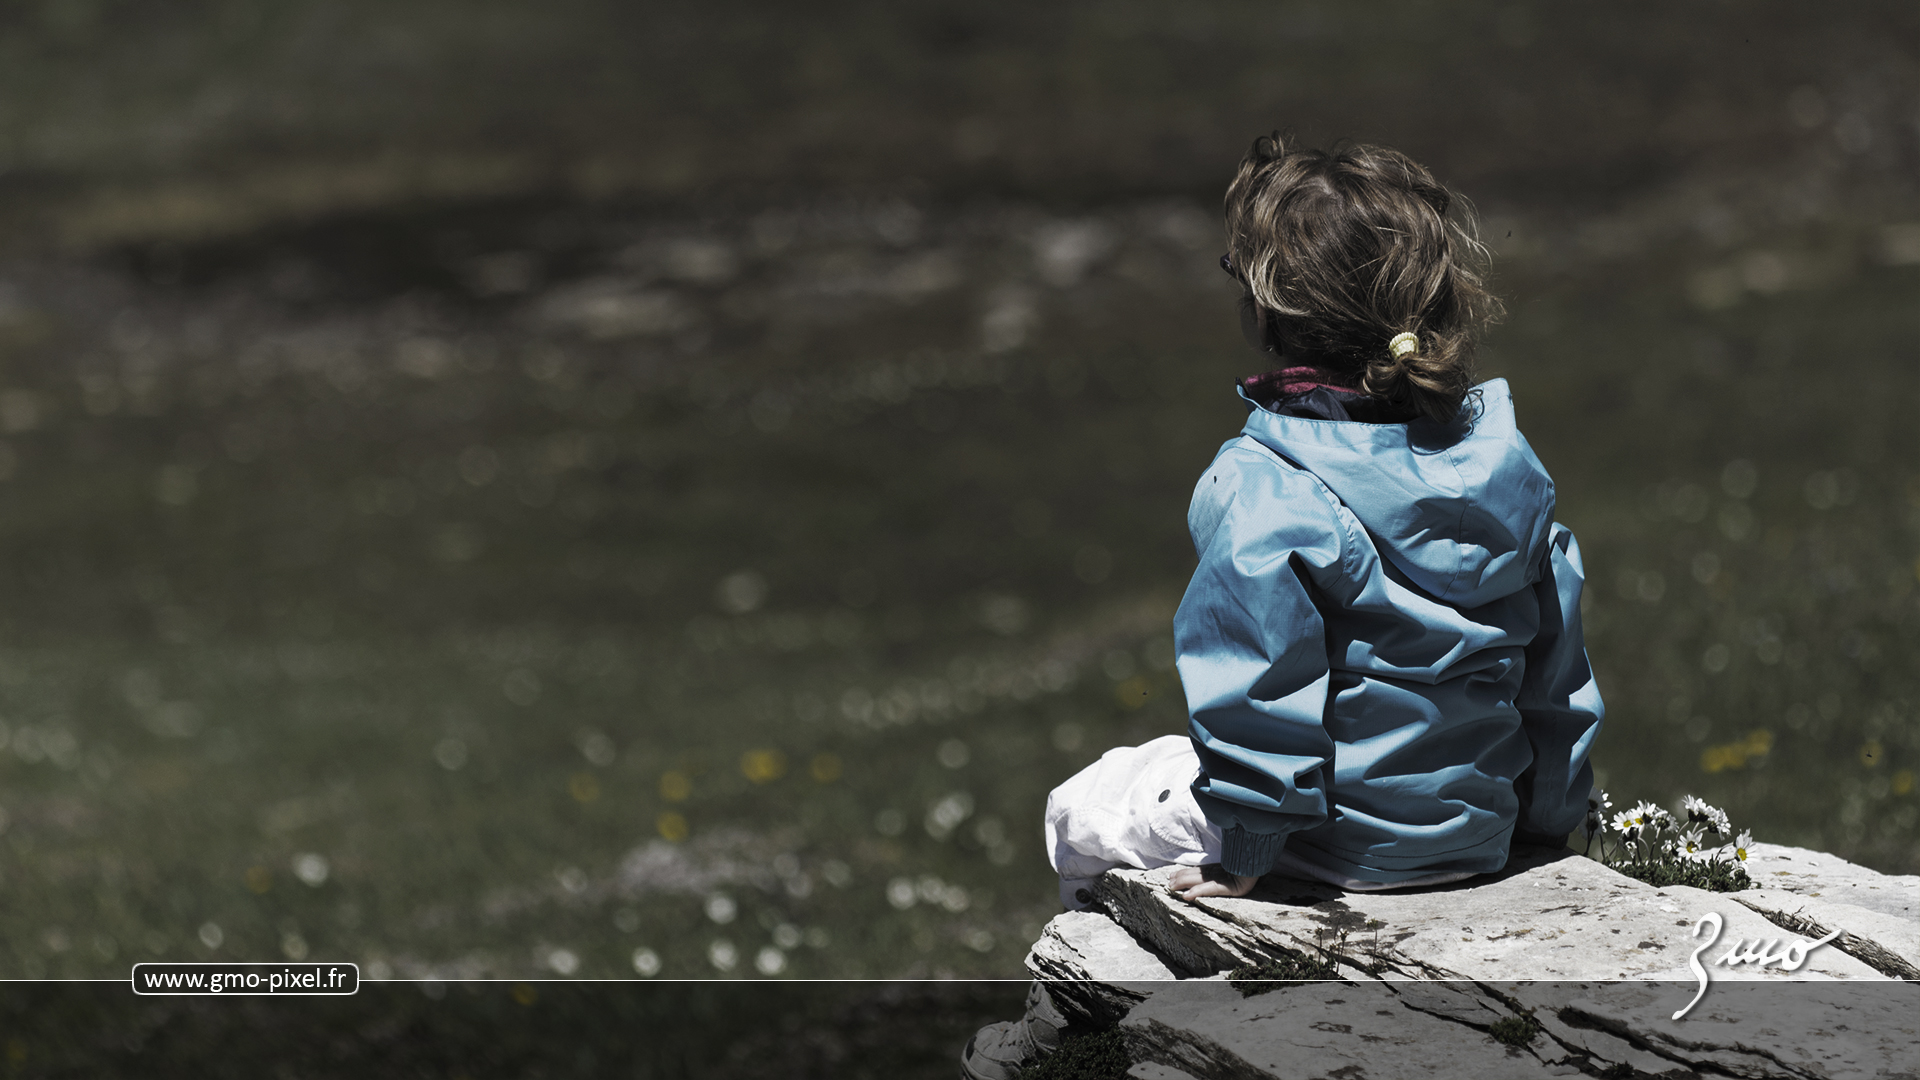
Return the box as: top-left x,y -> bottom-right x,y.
1044,136 -> 1602,907
1181,376 -> 1599,885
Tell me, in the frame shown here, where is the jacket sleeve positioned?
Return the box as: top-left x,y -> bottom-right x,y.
1175,449 -> 1345,878
1512,522 -> 1605,844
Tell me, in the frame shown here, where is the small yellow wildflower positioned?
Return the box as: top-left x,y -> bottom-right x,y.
657,811 -> 689,842
569,772 -> 600,803
660,771 -> 693,801
741,749 -> 787,783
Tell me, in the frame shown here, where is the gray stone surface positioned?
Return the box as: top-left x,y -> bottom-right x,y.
1744,842 -> 1920,921
1029,909 -> 1179,984
1508,981 -> 1920,1079
1026,909 -> 1179,1028
1732,888 -> 1920,980
1122,981 -> 1565,1080
1093,845 -> 1887,981
1011,844 -> 1920,1079
1117,980 -> 1920,1080
1124,1064 -> 1201,1080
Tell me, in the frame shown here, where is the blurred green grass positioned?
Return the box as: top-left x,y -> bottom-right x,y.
2,1 -> 1915,244
0,195 -> 1913,985
0,0 -> 1913,993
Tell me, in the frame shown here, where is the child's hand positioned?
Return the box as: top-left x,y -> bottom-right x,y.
1167,864 -> 1257,903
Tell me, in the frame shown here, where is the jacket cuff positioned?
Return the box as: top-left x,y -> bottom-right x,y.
1219,825 -> 1282,878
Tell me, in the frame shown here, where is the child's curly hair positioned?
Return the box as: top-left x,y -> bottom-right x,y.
1224,134 -> 1502,423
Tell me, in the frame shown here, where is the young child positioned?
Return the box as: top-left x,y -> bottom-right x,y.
1047,135 -> 1604,908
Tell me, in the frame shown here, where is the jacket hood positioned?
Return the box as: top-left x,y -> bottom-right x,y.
1237,378 -> 1556,607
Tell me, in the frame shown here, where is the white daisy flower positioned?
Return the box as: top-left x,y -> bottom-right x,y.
1681,795 -> 1732,835
1734,829 -> 1753,862
1609,809 -> 1641,840
1582,788 -> 1612,838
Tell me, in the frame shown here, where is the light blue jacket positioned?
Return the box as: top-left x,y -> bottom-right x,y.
1176,379 -> 1603,882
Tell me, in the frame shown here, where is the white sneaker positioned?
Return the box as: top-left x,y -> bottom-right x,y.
958,982 -> 1070,1079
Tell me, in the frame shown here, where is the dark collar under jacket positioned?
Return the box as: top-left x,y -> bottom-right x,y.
1238,367 -> 1417,424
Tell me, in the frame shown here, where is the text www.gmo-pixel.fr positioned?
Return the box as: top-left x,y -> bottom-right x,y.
132,963 -> 359,995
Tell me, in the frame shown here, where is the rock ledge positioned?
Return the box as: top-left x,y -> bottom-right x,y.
1016,844 -> 1919,1078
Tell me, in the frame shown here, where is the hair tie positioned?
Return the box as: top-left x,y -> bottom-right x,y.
1388,332 -> 1420,360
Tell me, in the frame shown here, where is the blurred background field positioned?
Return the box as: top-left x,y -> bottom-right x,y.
0,0 -> 1916,999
